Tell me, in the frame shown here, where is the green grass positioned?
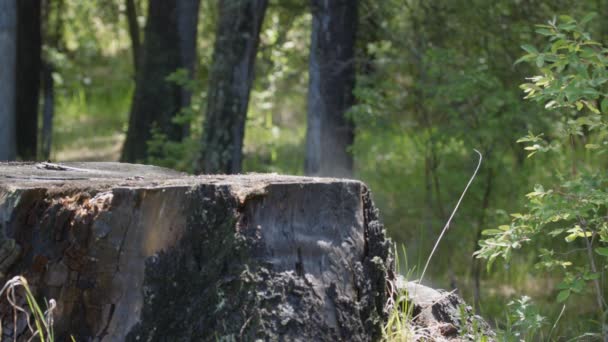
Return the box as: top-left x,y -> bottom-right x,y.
52,52 -> 133,162
0,276 -> 56,341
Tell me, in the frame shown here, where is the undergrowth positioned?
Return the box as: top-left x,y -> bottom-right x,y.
0,276 -> 57,342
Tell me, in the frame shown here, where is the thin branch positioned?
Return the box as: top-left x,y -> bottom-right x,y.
418,149 -> 483,285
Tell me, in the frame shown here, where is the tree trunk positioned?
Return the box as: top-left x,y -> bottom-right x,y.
197,0 -> 268,174
0,0 -> 17,161
39,0 -> 63,161
305,0 -> 358,178
41,62 -> 54,160
125,0 -> 141,73
0,162 -> 391,341
177,0 -> 201,138
121,0 -> 183,163
16,0 -> 42,160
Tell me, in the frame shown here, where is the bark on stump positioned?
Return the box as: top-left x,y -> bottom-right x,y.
0,162 -> 392,341
396,279 -> 495,340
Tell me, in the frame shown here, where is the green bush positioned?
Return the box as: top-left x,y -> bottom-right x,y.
476,15 -> 608,338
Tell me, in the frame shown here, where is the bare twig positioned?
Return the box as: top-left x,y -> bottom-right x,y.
418,149 -> 483,285
578,218 -> 607,340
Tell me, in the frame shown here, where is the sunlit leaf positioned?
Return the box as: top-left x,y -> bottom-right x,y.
557,290 -> 571,302
521,44 -> 539,54
595,247 -> 608,257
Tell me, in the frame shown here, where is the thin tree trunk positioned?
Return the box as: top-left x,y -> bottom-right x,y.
39,0 -> 63,161
121,0 -> 183,163
305,0 -> 358,177
197,0 -> 268,174
0,0 -> 17,161
125,0 -> 141,73
41,62 -> 54,160
430,143 -> 446,219
16,0 -> 42,160
177,0 -> 201,137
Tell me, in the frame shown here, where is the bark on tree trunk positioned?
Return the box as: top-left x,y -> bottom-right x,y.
41,62 -> 54,160
177,0 -> 201,138
125,0 -> 141,73
121,0 -> 183,163
197,0 -> 268,174
305,0 -> 358,178
0,0 -> 17,161
0,162 -> 392,341
16,0 -> 42,160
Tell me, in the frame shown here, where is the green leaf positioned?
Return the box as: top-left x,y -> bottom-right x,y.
581,13 -> 597,24
584,272 -> 601,280
595,247 -> 608,257
536,55 -> 545,67
536,28 -> 554,36
514,55 -> 533,65
601,98 -> 608,113
481,229 -> 503,236
521,44 -> 539,54
584,101 -> 601,114
565,233 -> 578,242
557,290 -> 571,302
548,228 -> 565,237
557,23 -> 576,31
572,279 -> 585,293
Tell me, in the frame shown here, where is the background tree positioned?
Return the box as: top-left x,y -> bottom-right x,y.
305,0 -> 358,177
197,0 -> 268,174
125,0 -> 141,73
40,0 -> 65,160
122,0 -> 189,163
177,0 -> 201,138
16,0 -> 42,160
0,0 -> 17,161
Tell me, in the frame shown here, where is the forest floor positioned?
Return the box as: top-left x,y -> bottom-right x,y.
55,133 -> 123,161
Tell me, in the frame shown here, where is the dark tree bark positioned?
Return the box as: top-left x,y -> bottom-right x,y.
16,0 -> 42,160
305,0 -> 358,178
177,0 -> 201,137
0,0 -> 17,161
121,0 -> 184,163
125,0 -> 141,73
197,0 -> 268,174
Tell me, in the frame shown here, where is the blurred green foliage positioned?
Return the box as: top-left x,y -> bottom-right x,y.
49,0 -> 608,338
476,16 -> 608,337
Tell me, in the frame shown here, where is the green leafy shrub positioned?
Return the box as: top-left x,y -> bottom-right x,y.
475,15 -> 608,337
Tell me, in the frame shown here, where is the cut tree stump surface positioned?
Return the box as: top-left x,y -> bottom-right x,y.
0,162 -> 392,341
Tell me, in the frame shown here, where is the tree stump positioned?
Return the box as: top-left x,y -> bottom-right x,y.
0,162 -> 392,341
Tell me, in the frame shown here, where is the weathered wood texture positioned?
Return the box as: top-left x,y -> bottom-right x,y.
397,280 -> 495,340
0,162 -> 392,341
